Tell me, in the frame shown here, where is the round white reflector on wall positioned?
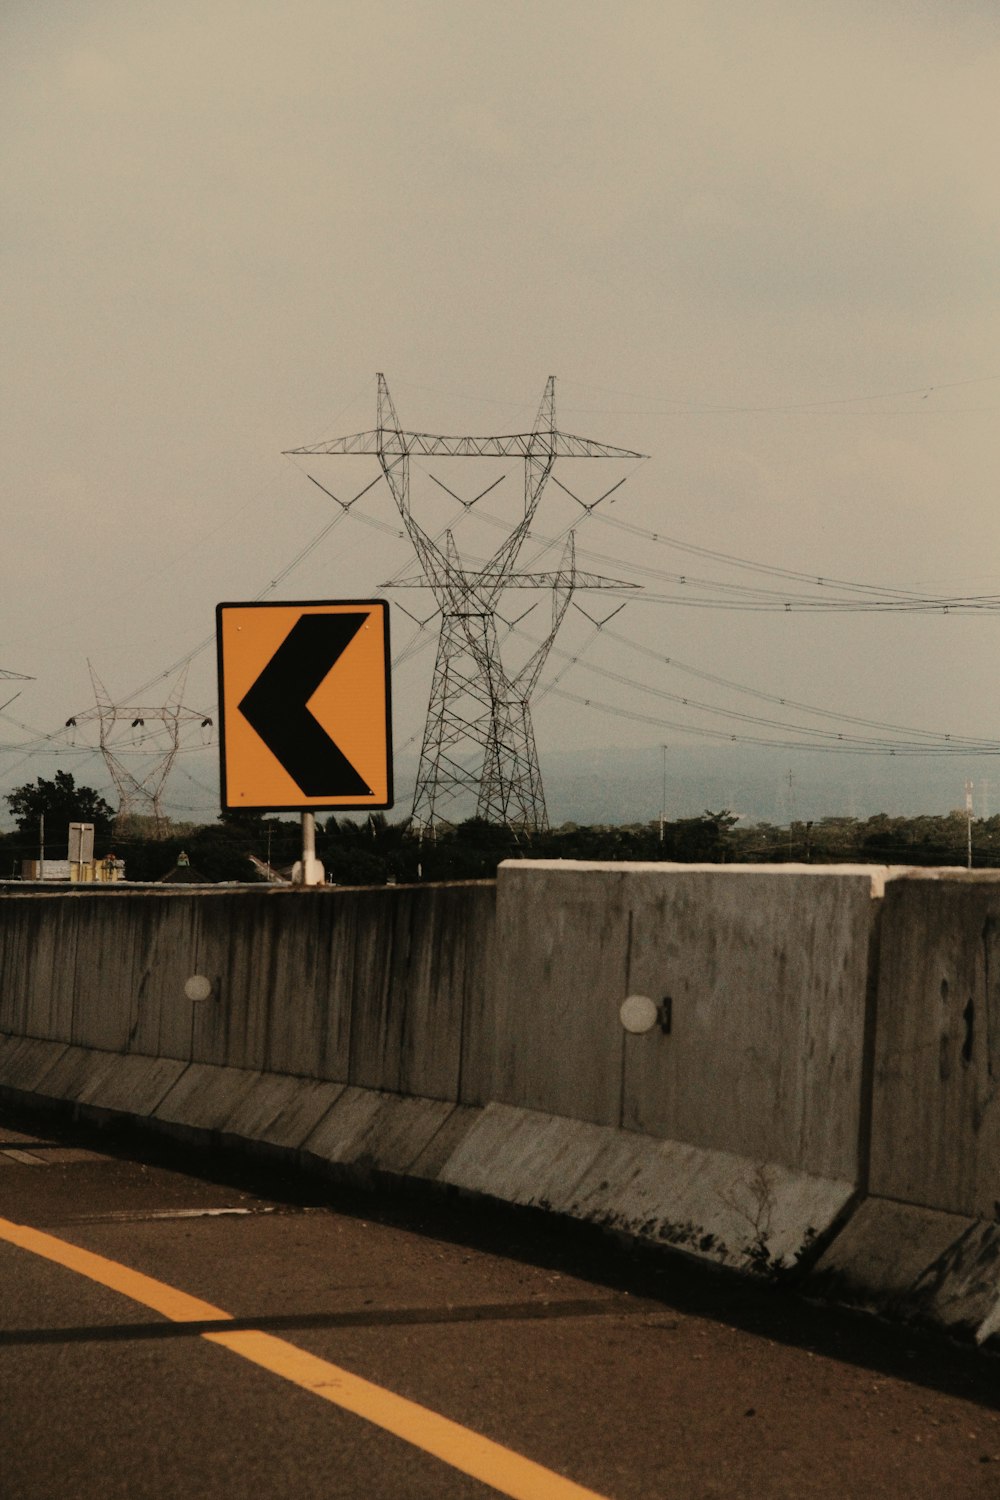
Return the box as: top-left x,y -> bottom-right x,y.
619,994 -> 658,1034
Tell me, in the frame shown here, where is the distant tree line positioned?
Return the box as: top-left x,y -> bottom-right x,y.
1,771 -> 995,884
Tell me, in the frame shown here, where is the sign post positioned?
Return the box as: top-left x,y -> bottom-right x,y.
299,811 -> 323,887
216,600 -> 392,884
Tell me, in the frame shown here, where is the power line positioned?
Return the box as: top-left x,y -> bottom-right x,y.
545,685 -> 1000,757
588,513 -> 931,598
593,624 -> 996,745
558,371 -> 1000,415
461,491 -> 999,612
8,367 -> 1000,811
505,614 -> 996,755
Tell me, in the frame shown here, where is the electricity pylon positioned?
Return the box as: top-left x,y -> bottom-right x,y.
71,664 -> 213,835
286,375 -> 643,832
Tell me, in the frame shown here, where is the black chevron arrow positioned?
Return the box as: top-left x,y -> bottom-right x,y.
238,613 -> 373,797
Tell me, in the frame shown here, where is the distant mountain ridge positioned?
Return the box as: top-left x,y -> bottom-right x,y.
383,744 -> 1000,828
536,744 -> 1000,826
7,742 -> 997,834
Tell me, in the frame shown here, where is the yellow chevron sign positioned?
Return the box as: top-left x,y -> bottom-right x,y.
217,600 -> 392,811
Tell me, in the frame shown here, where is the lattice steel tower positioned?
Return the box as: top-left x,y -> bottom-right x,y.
286,376 -> 643,832
71,665 -> 213,836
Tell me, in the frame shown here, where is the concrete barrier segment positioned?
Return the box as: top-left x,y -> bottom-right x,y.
217,1074 -> 347,1153
869,874 -> 1000,1220
75,1054 -> 189,1118
300,1086 -> 459,1178
9,869 -> 1000,1350
151,1062 -> 273,1137
0,1035 -> 477,1188
408,1104 -> 482,1180
438,1103 -> 856,1275
0,1034 -> 70,1098
492,862 -> 885,1182
21,1044 -> 126,1106
0,1036 -> 187,1123
0,883 -> 496,1089
809,1196 -> 1000,1351
3,1033 -> 995,1351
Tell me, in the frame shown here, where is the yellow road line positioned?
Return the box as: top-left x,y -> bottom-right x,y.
0,1215 -> 610,1500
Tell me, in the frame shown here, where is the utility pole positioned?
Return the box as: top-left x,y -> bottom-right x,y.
659,743 -> 667,844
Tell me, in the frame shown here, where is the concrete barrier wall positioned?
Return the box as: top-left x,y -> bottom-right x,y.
0,865 -> 885,1179
490,862 -> 883,1181
6,861 -> 1000,1342
868,873 -> 1000,1220
806,869 -> 1000,1348
0,882 -> 495,1101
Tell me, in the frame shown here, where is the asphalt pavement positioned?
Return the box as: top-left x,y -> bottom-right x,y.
1,1101 -> 998,1499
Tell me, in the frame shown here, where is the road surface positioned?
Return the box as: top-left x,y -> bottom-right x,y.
1,1101 -> 997,1499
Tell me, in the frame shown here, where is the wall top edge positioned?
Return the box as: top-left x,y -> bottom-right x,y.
497,860 -> 892,874
495,861 -> 1000,899
0,878 -> 497,901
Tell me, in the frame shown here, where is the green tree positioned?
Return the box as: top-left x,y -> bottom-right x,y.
187,825 -> 261,882
323,813 -> 417,884
5,771 -> 114,851
419,817 -> 521,880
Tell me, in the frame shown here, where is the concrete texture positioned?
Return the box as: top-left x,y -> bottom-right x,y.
811,1196 -> 1000,1350
215,1073 -> 346,1152
7,864 -> 1000,1348
152,1061 -> 270,1135
22,1043 -> 123,1105
345,884 -> 492,1101
907,1218 -> 1000,1349
0,883 -> 496,1098
408,1103 -> 482,1179
75,1053 -> 188,1117
0,1033 -> 852,1278
438,1102 -> 855,1274
810,1197 -> 973,1303
191,892 -> 352,1077
0,1034 -> 69,1096
490,865 -> 630,1123
871,874 -> 1000,1218
300,1086 -> 458,1177
0,1029 -> 996,1350
491,862 -> 882,1179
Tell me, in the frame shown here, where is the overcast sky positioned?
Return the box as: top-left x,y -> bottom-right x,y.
3,1 -> 999,826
